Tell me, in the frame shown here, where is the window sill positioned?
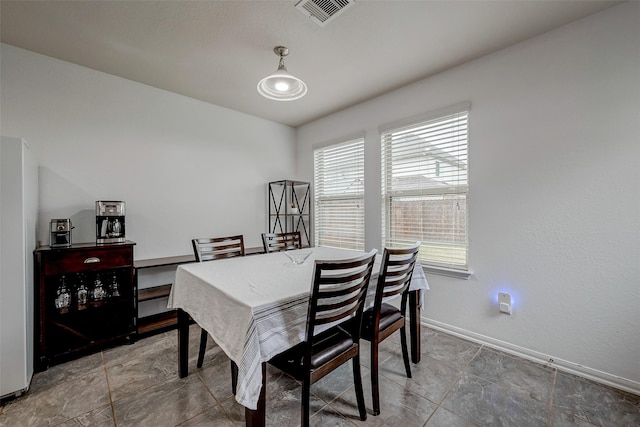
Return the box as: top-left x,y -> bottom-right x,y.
421,265 -> 472,280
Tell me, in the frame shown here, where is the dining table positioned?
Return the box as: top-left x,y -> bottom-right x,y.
167,246 -> 429,426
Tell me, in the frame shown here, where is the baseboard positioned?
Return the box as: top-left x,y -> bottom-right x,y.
423,318 -> 640,397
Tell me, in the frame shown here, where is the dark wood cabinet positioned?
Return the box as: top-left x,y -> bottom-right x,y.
34,242 -> 136,371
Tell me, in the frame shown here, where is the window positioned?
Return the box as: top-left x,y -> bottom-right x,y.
381,105 -> 469,272
314,138 -> 365,250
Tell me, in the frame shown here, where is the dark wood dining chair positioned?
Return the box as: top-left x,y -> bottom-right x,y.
192,234 -> 245,262
191,235 -> 245,392
361,242 -> 420,415
261,231 -> 302,253
268,249 -> 378,427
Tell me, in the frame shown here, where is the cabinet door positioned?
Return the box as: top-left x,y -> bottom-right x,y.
47,271 -> 132,351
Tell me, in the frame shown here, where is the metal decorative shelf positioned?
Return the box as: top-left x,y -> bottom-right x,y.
268,180 -> 311,247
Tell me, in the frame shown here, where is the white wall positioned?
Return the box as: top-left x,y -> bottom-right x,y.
1,44 -> 296,259
296,2 -> 640,393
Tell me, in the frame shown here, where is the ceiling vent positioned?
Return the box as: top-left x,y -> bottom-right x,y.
295,0 -> 355,27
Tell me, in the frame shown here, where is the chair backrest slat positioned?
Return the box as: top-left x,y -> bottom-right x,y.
317,291 -> 362,313
318,268 -> 371,286
192,235 -> 245,262
318,281 -> 366,299
315,304 -> 360,325
261,232 -> 302,253
381,272 -> 413,298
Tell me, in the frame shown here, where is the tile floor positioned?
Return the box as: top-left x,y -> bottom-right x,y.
1,324 -> 639,426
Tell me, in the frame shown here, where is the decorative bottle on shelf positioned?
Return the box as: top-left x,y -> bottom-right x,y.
92,274 -> 106,301
109,273 -> 120,297
55,275 -> 71,311
76,274 -> 88,307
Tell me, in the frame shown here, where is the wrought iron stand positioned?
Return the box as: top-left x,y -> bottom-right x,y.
268,180 -> 311,247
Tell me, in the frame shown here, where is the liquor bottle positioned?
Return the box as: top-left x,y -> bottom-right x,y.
109,273 -> 120,297
92,274 -> 106,301
55,275 -> 71,310
76,274 -> 88,306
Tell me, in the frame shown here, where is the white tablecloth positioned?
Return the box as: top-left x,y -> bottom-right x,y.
167,247 -> 429,410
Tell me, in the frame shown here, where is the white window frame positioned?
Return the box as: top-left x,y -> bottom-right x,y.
381,103 -> 471,278
314,137 -> 365,251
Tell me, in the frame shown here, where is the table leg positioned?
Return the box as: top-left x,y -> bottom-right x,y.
178,309 -> 189,378
245,362 -> 266,427
409,290 -> 421,363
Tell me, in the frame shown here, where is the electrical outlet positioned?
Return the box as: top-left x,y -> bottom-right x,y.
499,292 -> 512,315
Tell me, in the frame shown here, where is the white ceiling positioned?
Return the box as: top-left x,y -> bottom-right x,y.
0,0 -> 621,127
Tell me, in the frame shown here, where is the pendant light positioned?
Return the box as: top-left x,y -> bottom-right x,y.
257,46 -> 307,101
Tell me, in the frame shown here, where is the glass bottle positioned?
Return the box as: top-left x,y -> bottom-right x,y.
76,274 -> 88,306
55,275 -> 71,310
92,274 -> 106,301
109,273 -> 120,297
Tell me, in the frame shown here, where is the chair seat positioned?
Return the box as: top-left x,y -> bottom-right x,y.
361,303 -> 403,340
270,327 -> 356,379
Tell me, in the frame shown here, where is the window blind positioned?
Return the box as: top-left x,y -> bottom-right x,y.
314,138 -> 365,250
381,108 -> 469,269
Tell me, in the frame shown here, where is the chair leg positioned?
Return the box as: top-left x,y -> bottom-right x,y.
370,340 -> 381,416
353,354 -> 368,421
230,360 -> 238,394
301,374 -> 311,427
400,324 -> 412,379
197,328 -> 208,368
